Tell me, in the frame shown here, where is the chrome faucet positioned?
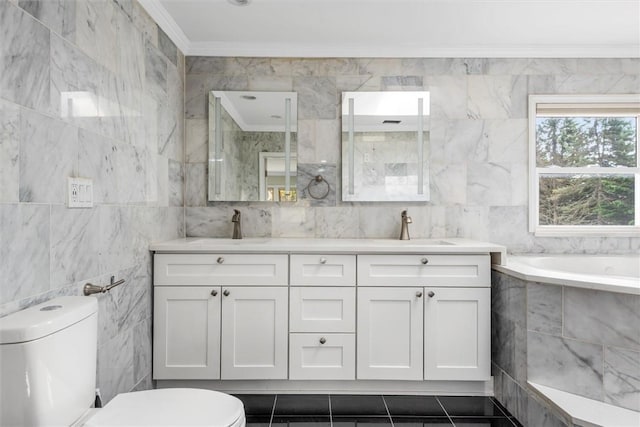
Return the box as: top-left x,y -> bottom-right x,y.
231,209 -> 242,239
400,209 -> 412,240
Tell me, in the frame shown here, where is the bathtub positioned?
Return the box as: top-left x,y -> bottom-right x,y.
492,254 -> 640,426
493,254 -> 640,295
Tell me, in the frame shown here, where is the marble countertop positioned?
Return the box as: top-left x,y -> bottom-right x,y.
150,237 -> 507,264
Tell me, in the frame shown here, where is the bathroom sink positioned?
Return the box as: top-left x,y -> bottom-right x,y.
186,238 -> 269,245
184,238 -> 458,247
418,239 -> 456,246
368,239 -> 456,246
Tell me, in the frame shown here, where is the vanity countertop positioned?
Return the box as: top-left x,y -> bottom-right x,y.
150,238 -> 507,265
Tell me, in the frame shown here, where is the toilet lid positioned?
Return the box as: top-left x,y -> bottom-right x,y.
84,388 -> 244,426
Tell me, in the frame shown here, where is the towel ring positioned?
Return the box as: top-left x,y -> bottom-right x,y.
305,175 -> 331,200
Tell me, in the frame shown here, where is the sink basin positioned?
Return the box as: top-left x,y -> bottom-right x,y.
180,238 -> 457,250
186,238 -> 269,244
415,239 -> 456,246
368,239 -> 456,246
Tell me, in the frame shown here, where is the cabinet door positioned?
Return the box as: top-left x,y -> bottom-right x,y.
153,286 -> 221,379
221,287 -> 288,379
357,287 -> 424,380
424,287 -> 490,380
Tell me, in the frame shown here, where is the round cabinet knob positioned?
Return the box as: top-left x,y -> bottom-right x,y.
223,289 -> 230,297
319,337 -> 327,344
319,257 -> 327,264
217,257 -> 224,264
416,291 -> 423,298
421,257 -> 429,265
211,290 -> 218,297
428,291 -> 435,298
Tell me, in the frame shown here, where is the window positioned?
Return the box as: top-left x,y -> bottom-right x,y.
528,94 -> 640,236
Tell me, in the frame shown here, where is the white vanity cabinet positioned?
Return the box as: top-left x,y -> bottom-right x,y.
153,253 -> 288,285
288,254 -> 357,380
153,286 -> 221,379
151,238 -> 504,391
357,254 -> 490,287
153,253 -> 289,380
290,254 -> 356,286
357,254 -> 491,382
357,287 -> 424,380
220,286 -> 288,379
423,287 -> 490,380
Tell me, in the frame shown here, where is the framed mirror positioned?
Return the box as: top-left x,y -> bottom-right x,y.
341,91 -> 430,202
208,91 -> 298,202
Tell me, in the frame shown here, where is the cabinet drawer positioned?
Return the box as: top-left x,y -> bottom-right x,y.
357,254 -> 490,287
290,287 -> 355,333
289,333 -> 355,380
154,254 -> 288,286
290,254 -> 356,286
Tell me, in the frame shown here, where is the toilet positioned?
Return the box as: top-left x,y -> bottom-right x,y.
0,296 -> 245,427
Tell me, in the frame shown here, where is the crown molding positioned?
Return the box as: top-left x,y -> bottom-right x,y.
137,1 -> 639,59
188,42 -> 640,58
137,0 -> 190,54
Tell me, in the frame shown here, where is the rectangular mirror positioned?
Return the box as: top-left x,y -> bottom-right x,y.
341,91 -> 430,202
208,91 -> 298,202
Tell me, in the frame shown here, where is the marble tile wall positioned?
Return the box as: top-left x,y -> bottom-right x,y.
492,270 -> 640,426
528,284 -> 640,411
345,131 -> 429,202
0,0 -> 184,404
184,57 -> 639,253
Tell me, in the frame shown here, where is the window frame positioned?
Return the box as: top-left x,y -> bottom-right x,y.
528,94 -> 640,237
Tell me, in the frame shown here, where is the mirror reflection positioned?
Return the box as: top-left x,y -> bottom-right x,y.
341,91 -> 430,202
208,91 -> 298,202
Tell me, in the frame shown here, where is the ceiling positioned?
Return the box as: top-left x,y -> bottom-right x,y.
139,0 -> 640,58
214,91 -> 298,131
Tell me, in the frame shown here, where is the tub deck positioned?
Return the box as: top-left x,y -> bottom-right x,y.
529,382 -> 640,427
493,254 -> 640,295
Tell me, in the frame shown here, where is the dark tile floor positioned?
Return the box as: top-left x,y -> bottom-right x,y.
233,394 -> 523,427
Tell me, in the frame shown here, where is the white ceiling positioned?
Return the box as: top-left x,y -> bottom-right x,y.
139,0 -> 640,58
213,91 -> 298,131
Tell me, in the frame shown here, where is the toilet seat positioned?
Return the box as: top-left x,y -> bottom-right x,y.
84,388 -> 245,426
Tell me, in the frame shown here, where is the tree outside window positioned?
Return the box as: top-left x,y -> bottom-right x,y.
528,95 -> 640,236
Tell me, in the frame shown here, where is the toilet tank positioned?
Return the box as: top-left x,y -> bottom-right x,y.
0,296 -> 98,426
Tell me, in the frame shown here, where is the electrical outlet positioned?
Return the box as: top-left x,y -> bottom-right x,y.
68,177 -> 93,208
364,153 -> 371,162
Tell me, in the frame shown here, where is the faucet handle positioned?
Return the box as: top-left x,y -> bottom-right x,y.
400,209 -> 411,240
231,209 -> 242,239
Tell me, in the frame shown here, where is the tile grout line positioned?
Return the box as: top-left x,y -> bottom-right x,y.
435,396 -> 456,427
328,394 -> 333,427
490,396 -> 510,417
268,394 -> 277,427
490,396 -> 520,426
381,395 -> 394,427
259,394 -> 520,426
